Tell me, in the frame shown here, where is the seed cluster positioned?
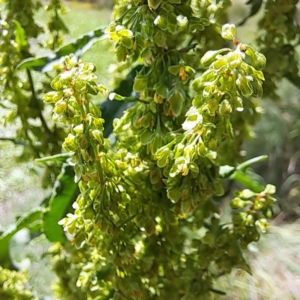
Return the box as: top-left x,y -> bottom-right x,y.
43,1 -> 276,298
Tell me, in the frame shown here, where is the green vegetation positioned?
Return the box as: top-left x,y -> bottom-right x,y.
0,0 -> 300,299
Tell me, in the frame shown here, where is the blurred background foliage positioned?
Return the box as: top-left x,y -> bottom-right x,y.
0,0 -> 300,299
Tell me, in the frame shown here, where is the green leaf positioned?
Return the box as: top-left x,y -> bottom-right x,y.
100,65 -> 142,137
168,65 -> 181,76
220,156 -> 267,179
169,90 -> 185,117
17,27 -> 107,72
231,170 -> 263,193
35,152 -> 73,163
210,288 -> 226,295
237,0 -> 263,26
109,93 -> 137,102
219,165 -> 235,178
0,208 -> 43,269
236,155 -> 268,172
43,165 -> 78,243
221,24 -> 236,40
200,49 -> 231,67
13,20 -> 28,49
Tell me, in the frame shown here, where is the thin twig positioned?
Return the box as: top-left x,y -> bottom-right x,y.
26,69 -> 52,135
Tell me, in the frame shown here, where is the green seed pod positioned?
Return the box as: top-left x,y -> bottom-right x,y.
206,99 -> 219,116
188,162 -> 199,176
151,135 -> 163,155
141,48 -> 155,66
74,164 -> 82,182
177,15 -> 188,31
169,90 -> 185,117
221,23 -> 236,40
230,197 -> 247,209
91,129 -> 103,143
78,134 -> 90,150
253,52 -> 266,70
227,245 -> 239,257
219,99 -> 232,115
239,189 -> 256,199
50,75 -> 63,90
227,52 -> 242,69
63,134 -> 78,152
200,49 -> 230,67
168,65 -> 181,76
264,208 -> 273,219
167,187 -> 182,203
165,12 -> 177,33
53,101 -> 67,114
154,31 -> 167,48
83,208 -> 95,220
253,199 -> 264,210
116,45 -> 127,62
232,212 -> 247,224
154,15 -> 168,31
214,180 -> 224,196
144,218 -> 156,235
140,130 -> 153,145
192,77 -> 204,92
212,58 -> 227,71
256,218 -> 269,233
133,75 -> 148,92
250,79 -> 263,97
245,214 -> 254,226
43,91 -> 63,103
234,96 -> 244,111
202,232 -> 215,247
236,75 -> 253,96
148,0 -> 162,10
141,19 -> 154,39
181,198 -> 193,214
155,83 -> 168,98
121,36 -> 133,49
157,148 -> 171,168
74,231 -> 86,249
165,212 -> 178,225
264,184 -> 276,194
216,233 -> 228,247
128,201 -> 138,215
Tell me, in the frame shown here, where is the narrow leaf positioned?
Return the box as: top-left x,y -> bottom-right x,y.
17,27 -> 107,72
209,288 -> 226,295
237,0 -> 263,26
43,164 -> 78,243
236,155 -> 268,172
35,152 -> 73,163
0,208 -> 43,268
231,170 -> 263,193
219,165 -> 236,178
13,20 -> 28,49
100,65 -> 142,137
